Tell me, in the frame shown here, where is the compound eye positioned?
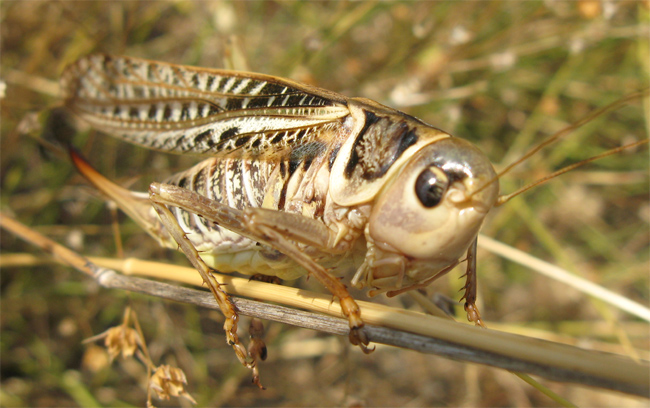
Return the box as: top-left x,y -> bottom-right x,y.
415,166 -> 449,208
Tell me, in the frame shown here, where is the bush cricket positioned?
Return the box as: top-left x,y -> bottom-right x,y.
60,54 -> 648,387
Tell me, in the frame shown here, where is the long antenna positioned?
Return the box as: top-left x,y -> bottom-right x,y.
496,138 -> 649,206
470,89 -> 649,199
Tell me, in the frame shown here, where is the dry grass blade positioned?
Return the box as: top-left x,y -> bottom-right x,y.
1,213 -> 648,397
478,235 -> 650,322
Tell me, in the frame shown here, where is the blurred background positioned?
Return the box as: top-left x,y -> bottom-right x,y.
1,1 -> 648,406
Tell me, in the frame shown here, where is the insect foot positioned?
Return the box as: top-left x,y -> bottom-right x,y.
464,302 -> 486,329
340,296 -> 374,353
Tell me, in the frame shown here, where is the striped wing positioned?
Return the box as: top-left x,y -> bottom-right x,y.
61,54 -> 351,158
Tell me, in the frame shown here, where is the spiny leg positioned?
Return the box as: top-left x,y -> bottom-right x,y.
69,148 -> 263,386
239,208 -> 370,350
243,218 -> 372,352
460,238 -> 486,328
148,201 -> 264,388
150,182 -> 373,353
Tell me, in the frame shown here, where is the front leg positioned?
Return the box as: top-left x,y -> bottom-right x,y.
383,238 -> 485,328
150,182 -> 373,353
460,238 -> 486,328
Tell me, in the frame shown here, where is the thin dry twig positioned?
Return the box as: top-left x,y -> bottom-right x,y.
1,212 -> 648,397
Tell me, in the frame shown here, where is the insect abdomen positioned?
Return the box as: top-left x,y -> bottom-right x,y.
166,157 -> 274,247
163,156 -> 331,279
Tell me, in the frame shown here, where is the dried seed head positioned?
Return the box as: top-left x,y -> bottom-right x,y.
149,365 -> 196,404
104,325 -> 138,361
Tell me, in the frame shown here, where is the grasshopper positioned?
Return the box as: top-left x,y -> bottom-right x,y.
60,54 -> 646,387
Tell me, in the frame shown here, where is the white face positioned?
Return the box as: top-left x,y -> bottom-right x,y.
367,137 -> 499,286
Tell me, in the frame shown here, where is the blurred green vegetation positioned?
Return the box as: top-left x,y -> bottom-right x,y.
1,1 -> 648,406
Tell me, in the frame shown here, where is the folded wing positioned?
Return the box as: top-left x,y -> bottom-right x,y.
61,54 -> 351,159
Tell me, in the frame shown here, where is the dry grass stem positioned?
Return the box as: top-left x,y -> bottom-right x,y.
478,234 -> 650,322
1,214 -> 647,397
